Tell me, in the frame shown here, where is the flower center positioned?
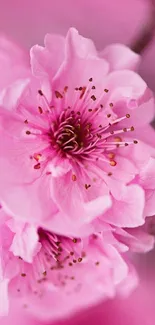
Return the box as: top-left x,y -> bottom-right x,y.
37,228 -> 82,266
50,110 -> 93,157
24,85 -> 138,170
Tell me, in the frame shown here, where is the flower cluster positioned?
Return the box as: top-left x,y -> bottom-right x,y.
0,28 -> 155,320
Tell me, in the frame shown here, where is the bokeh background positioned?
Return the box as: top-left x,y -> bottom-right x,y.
0,0 -> 155,324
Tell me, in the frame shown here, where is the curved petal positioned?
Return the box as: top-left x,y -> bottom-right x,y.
144,190 -> 155,216
0,279 -> 9,316
102,184 -> 145,227
105,70 -> 147,100
66,28 -> 97,58
139,157 -> 155,189
10,223 -> 40,263
0,78 -> 30,111
100,44 -> 140,71
114,227 -> 155,253
30,34 -> 65,80
112,95 -> 155,128
0,165 -> 58,225
50,169 -> 112,225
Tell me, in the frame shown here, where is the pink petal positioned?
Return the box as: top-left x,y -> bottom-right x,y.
102,184 -> 145,227
10,223 -> 41,263
66,28 -> 97,58
0,78 -> 30,110
105,70 -> 147,100
129,124 -> 155,149
0,162 -> 58,225
30,33 -> 65,80
140,157 -> 155,189
100,44 -> 140,71
114,227 -> 155,253
0,130 -> 46,184
0,279 -> 9,316
50,170 -> 111,225
144,190 -> 155,217
113,96 -> 155,128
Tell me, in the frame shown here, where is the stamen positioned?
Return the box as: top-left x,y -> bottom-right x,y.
34,163 -> 41,169
55,91 -> 63,99
72,174 -> 77,181
26,130 -> 31,135
110,160 -> 117,166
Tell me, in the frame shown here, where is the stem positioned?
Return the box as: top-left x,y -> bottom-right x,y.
131,2 -> 155,54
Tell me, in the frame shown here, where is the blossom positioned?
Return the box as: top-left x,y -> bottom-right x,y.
0,208 -> 136,320
0,28 -> 155,236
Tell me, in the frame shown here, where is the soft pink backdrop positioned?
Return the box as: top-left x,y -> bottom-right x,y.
0,0 -> 154,93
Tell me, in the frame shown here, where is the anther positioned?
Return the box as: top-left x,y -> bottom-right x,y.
80,87 -> 86,99
110,160 -> 117,166
34,153 -> 42,161
108,153 -> 115,159
55,91 -> 63,99
78,258 -> 82,263
38,106 -> 43,114
114,137 -> 122,142
34,163 -> 41,169
85,184 -> 91,189
64,86 -> 68,92
91,95 -> 96,101
72,174 -> 77,181
38,89 -> 43,96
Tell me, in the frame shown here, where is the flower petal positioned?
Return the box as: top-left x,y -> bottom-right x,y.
0,279 -> 9,316
9,222 -> 41,263
30,34 -> 65,80
100,44 -> 140,71
102,184 -> 145,227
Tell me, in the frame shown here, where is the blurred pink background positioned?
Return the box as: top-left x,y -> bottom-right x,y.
0,0 -> 155,324
0,0 -> 154,92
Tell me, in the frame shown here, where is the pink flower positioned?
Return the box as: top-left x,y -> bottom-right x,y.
0,28 -> 155,237
0,208 -> 136,320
